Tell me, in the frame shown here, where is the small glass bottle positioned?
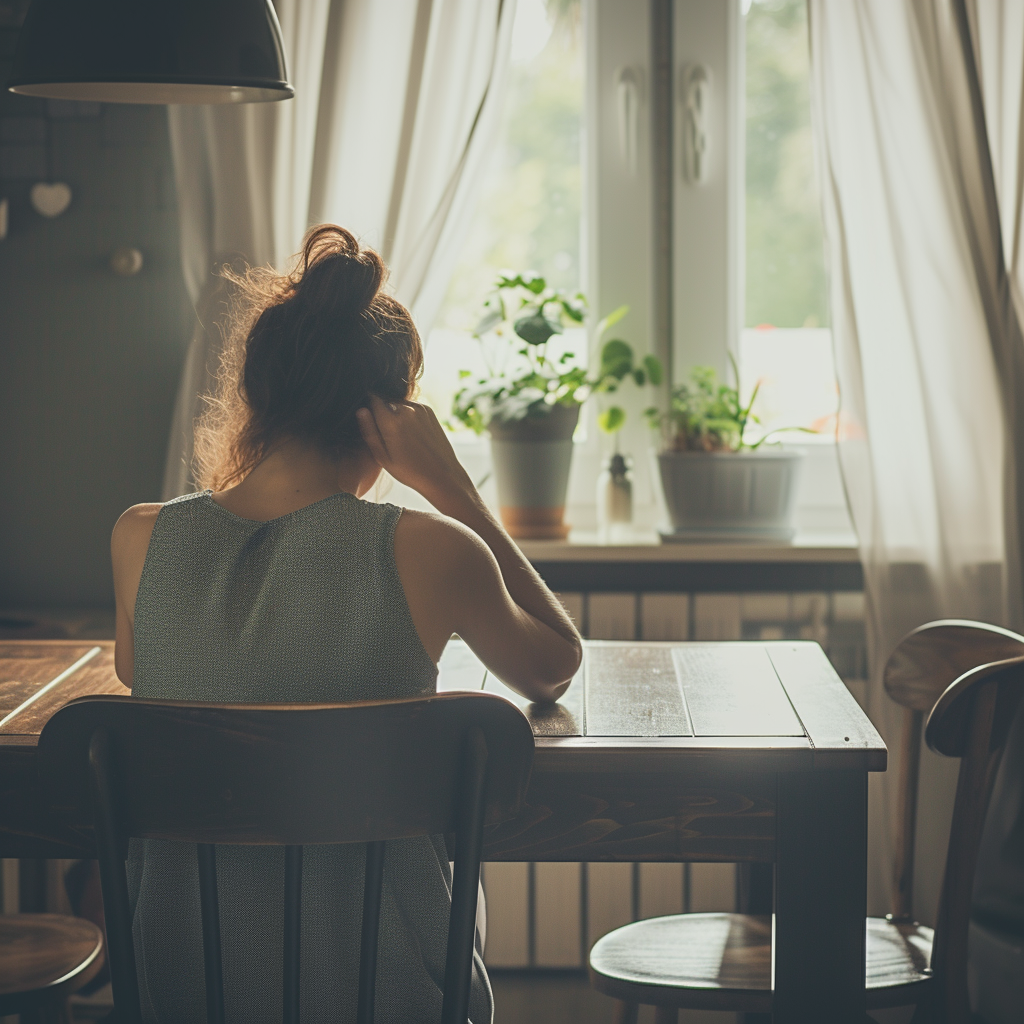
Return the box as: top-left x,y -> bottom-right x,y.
597,453 -> 633,542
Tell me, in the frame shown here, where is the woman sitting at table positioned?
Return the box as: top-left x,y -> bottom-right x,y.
109,224 -> 582,1024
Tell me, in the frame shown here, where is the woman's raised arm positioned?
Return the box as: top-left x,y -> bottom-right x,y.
358,398 -> 582,702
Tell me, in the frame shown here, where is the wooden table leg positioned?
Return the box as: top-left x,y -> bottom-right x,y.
773,771 -> 867,1023
738,862 -> 774,1024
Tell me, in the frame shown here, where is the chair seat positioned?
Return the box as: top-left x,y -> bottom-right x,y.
589,912 -> 934,1013
0,914 -> 105,1014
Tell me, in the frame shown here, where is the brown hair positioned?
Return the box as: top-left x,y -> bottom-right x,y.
194,225 -> 422,491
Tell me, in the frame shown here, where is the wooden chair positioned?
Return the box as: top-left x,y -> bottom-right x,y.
0,912 -> 104,1023
37,691 -> 535,1024
587,619 -> 1024,1024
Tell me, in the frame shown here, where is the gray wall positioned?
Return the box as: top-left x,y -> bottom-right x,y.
0,5 -> 191,608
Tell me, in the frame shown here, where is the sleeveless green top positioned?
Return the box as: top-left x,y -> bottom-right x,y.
127,490 -> 492,1023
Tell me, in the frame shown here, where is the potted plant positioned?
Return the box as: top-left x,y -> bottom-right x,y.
648,361 -> 810,542
451,274 -> 661,539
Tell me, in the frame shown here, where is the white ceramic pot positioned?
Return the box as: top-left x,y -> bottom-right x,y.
656,448 -> 805,542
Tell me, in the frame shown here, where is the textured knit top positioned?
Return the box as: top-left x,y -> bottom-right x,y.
127,489 -> 492,1024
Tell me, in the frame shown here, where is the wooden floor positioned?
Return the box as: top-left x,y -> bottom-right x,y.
489,974 -> 918,1024
58,975 -> 921,1023
490,972 -> 736,1024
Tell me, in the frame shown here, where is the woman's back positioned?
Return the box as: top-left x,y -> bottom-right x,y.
133,490 -> 436,702
128,490 -> 491,1024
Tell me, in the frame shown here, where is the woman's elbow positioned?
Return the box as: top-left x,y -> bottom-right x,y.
527,634 -> 582,702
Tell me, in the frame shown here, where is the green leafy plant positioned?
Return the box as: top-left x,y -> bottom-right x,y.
450,273 -> 662,435
646,356 -> 814,451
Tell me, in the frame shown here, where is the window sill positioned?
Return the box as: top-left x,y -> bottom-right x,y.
517,530 -> 862,594
517,529 -> 859,563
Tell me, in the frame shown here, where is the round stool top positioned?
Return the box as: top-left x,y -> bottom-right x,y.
0,913 -> 104,997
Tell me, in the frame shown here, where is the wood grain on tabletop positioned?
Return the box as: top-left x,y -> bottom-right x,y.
767,643 -> 886,768
0,642 -> 102,719
584,645 -> 692,737
673,645 -> 804,737
0,645 -> 126,735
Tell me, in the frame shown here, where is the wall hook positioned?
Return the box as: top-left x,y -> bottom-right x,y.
111,246 -> 144,276
681,64 -> 711,184
616,66 -> 643,176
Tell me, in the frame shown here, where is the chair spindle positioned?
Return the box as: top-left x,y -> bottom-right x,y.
88,727 -> 144,1024
356,840 -> 387,1024
197,843 -> 226,1024
283,845 -> 303,1024
441,726 -> 489,1024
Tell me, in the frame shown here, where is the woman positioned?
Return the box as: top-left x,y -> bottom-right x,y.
110,225 -> 582,1023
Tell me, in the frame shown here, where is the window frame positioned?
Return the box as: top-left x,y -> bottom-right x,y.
423,0 -> 849,535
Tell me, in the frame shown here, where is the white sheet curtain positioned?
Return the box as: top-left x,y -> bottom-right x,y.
808,0 -> 1024,922
162,0 -> 516,498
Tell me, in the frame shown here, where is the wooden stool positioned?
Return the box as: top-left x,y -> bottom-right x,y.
0,913 -> 105,1023
589,620 -> 1024,1024
589,913 -> 933,1020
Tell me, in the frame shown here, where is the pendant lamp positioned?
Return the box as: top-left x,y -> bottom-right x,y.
7,0 -> 293,104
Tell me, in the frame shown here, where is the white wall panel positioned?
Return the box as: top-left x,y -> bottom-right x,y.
640,593 -> 690,640
639,863 -> 685,919
588,593 -> 637,639
482,862 -> 530,967
586,862 -> 634,948
689,862 -> 737,913
693,594 -> 742,640
740,592 -> 790,622
833,591 -> 866,622
534,863 -> 583,967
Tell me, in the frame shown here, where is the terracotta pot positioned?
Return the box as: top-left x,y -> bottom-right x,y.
488,404 -> 580,540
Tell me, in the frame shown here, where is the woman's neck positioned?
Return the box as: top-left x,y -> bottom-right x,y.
210,439 -> 381,521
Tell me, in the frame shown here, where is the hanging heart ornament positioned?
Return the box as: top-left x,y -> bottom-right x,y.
30,182 -> 72,218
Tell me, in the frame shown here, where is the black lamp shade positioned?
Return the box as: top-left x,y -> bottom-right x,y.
8,0 -> 294,104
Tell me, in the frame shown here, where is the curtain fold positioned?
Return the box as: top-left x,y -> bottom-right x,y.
808,0 -> 1024,923
162,0 -> 515,498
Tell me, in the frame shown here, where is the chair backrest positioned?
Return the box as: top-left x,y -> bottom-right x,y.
882,620 -> 1024,919
882,620 -> 1024,1022
39,691 -> 535,1024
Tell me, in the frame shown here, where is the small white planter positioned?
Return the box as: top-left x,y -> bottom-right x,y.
656,448 -> 805,542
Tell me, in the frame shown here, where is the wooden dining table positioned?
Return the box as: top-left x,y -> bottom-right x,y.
0,637 -> 885,1023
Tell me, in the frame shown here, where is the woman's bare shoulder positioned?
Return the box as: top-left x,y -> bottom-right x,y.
394,507 -> 494,570
111,503 -> 163,558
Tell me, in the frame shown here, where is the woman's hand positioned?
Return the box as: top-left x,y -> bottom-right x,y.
356,396 -> 476,511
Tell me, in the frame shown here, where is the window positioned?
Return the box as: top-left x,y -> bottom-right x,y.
741,0 -> 837,441
405,0 -> 849,534
419,0 -> 585,443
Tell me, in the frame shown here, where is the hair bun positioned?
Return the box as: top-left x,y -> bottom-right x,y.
193,224 -> 422,491
298,226 -> 385,319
